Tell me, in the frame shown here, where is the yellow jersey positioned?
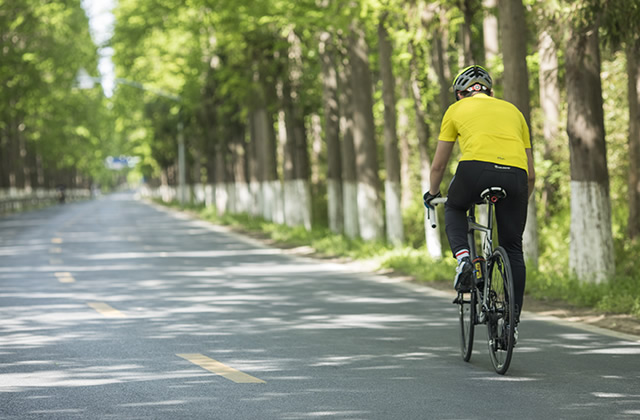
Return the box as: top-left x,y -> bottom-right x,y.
438,94 -> 531,172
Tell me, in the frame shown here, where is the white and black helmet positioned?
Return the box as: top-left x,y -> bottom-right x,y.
452,65 -> 492,100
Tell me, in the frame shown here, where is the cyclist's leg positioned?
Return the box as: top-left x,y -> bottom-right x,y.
493,168 -> 528,321
445,162 -> 485,291
444,161 -> 479,257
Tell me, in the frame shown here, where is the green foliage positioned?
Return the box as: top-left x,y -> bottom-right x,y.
526,267 -> 640,317
0,0 -> 116,188
377,247 -> 456,283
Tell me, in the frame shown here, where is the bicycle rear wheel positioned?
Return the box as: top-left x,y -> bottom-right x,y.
486,246 -> 515,374
458,290 -> 476,361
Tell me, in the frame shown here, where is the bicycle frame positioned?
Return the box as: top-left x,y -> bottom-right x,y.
467,202 -> 495,324
467,202 -> 495,263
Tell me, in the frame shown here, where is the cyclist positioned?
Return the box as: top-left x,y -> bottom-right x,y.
423,65 -> 535,332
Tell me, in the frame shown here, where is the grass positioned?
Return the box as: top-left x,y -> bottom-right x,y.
160,199 -> 640,319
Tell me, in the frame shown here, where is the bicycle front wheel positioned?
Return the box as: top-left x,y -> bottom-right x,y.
486,246 -> 515,374
458,290 -> 476,361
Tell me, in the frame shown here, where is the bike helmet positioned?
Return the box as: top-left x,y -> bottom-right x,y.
452,65 -> 492,101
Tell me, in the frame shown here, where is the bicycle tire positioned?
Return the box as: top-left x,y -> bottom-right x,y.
459,289 -> 476,361
486,246 -> 515,374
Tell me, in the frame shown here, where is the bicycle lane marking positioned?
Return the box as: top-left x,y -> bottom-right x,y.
176,354 -> 266,384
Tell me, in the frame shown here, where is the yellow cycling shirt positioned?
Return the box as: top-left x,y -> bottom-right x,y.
438,93 -> 531,172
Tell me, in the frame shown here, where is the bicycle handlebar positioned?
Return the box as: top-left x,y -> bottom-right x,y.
430,197 -> 448,205
426,197 -> 447,228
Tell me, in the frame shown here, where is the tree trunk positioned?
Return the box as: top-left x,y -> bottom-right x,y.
231,123 -> 250,214
566,22 -> 615,283
432,8 -> 452,114
627,39 -> 640,240
482,0 -> 499,68
214,138 -> 230,216
339,42 -> 359,239
247,109 -> 262,217
252,67 -> 281,223
279,30 -> 311,230
538,29 -> 561,218
409,43 -> 442,259
349,22 -> 384,241
398,78 -> 412,211
498,0 -> 539,268
378,15 -> 404,246
319,31 -> 343,234
461,0 -> 477,65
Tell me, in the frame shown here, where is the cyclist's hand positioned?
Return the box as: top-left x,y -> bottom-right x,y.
423,191 -> 441,209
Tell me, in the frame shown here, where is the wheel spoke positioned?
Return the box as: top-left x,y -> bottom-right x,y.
486,247 -> 515,374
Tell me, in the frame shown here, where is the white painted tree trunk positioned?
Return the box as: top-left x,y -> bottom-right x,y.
234,182 -> 251,214
193,183 -> 206,204
357,182 -> 384,242
204,184 -> 214,208
297,179 -> 312,231
226,182 -> 237,214
249,181 -> 261,217
272,180 -> 284,224
327,179 -> 343,233
284,179 -> 312,230
283,180 -> 298,227
385,180 -> 404,246
343,181 -> 359,239
262,180 -> 283,223
569,181 -> 615,283
215,182 -> 229,216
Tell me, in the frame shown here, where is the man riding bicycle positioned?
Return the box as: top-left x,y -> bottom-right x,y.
423,65 -> 535,332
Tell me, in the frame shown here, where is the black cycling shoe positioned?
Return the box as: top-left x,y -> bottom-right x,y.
453,257 -> 474,292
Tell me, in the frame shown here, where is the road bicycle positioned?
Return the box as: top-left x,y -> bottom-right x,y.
427,187 -> 516,375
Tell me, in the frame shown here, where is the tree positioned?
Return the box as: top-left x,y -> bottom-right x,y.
0,0 -> 111,192
566,14 -> 615,283
538,29 -> 562,217
319,31 -> 344,234
349,21 -> 384,241
281,29 -> 312,230
498,0 -> 539,267
378,13 -> 404,246
482,0 -> 499,68
628,38 -> 640,239
337,40 -> 360,239
408,41 -> 442,259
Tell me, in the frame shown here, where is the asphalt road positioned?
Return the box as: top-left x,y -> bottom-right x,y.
1,192 -> 639,419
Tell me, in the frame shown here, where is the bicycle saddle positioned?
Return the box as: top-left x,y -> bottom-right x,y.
480,187 -> 507,203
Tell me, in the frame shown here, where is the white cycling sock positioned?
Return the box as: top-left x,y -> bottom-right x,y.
455,249 -> 470,263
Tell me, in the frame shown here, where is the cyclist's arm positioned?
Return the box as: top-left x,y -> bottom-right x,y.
526,148 -> 535,198
429,140 -> 455,195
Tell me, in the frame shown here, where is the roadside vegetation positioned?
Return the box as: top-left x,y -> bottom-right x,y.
160,199 -> 640,319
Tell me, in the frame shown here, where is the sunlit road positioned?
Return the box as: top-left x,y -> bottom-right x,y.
1,192 -> 640,419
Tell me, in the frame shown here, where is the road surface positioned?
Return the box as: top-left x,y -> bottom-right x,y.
1,192 -> 639,419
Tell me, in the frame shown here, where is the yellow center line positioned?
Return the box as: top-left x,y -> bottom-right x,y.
177,353 -> 265,384
49,258 -> 63,265
54,272 -> 75,283
87,302 -> 126,318
50,247 -> 62,254
51,238 -> 63,244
